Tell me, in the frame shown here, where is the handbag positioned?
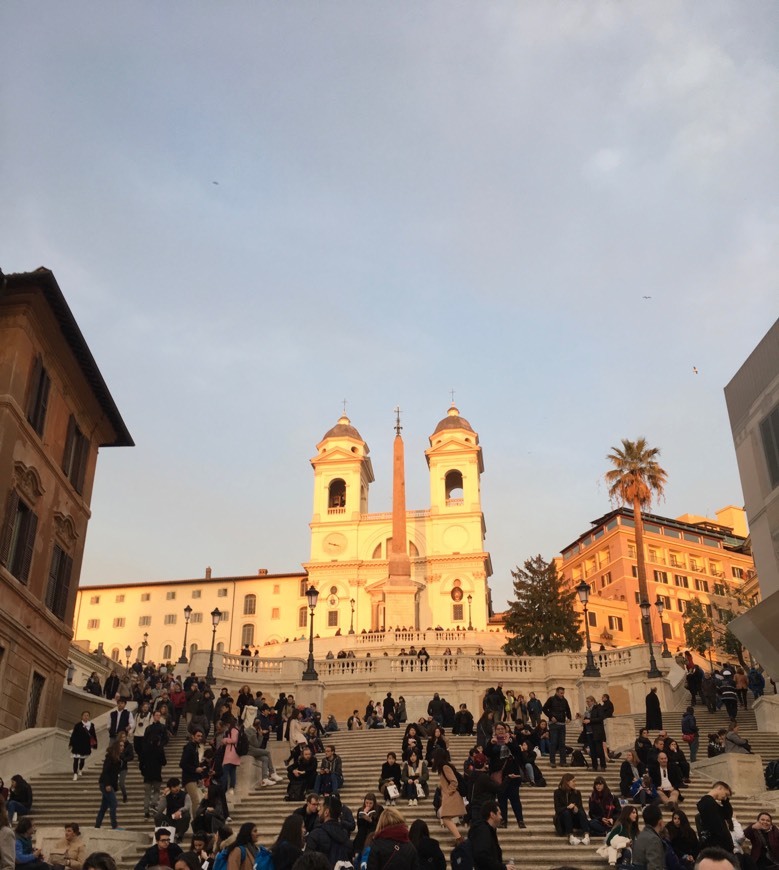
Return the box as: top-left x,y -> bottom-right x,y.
416,782 -> 426,798
386,783 -> 400,800
90,733 -> 98,748
682,733 -> 696,744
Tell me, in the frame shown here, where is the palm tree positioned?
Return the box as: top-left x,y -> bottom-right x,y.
605,438 -> 668,641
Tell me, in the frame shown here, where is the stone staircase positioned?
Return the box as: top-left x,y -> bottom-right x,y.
25,704 -> 779,870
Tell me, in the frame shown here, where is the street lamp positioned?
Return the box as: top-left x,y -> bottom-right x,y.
124,644 -> 132,671
467,594 -> 473,631
302,585 -> 320,681
576,581 -> 601,677
349,598 -> 355,635
654,597 -> 672,658
639,599 -> 662,678
178,604 -> 193,664
206,607 -> 221,686
141,632 -> 149,663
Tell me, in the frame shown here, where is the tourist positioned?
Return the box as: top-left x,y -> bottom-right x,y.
649,752 -> 683,806
50,823 -> 86,870
718,672 -> 739,720
224,822 -> 259,870
602,805 -> 640,867
424,727 -> 448,765
542,686 -> 572,768
220,715 -> 242,795
734,668 -> 749,709
431,747 -> 466,845
134,829 -> 183,870
486,723 -> 526,829
133,701 -> 153,760
107,698 -> 134,746
270,815 -> 305,870
646,687 -> 663,730
588,776 -> 618,835
6,775 -> 33,822
247,718 -> 281,787
635,727 -> 653,766
347,711 -> 363,731
681,706 -> 700,763
533,719 -> 551,756
665,739 -> 692,782
396,697 -> 407,724
744,811 -> 779,868
116,731 -> 134,802
468,801 -> 516,870
401,750 -> 428,805
527,692 -> 543,728
748,668 -> 766,702
378,753 -> 402,806
185,833 -> 213,870
724,722 -> 752,754
453,704 -> 474,736
408,819 -> 445,870
619,749 -> 646,799
476,710 -> 495,747
697,782 -> 735,854
305,796 -> 352,865
94,742 -> 123,830
68,713 -> 97,781
314,745 -> 343,796
366,805 -> 418,868
632,804 -> 666,870
192,783 -> 227,836
154,777 -> 191,842
180,729 -> 207,813
0,801 -> 14,870
82,853 -> 116,870
352,793 -> 382,858
285,746 -> 317,802
553,772 -> 591,845
583,695 -> 608,771
84,673 -> 102,697
667,809 -> 700,865
141,721 -> 167,819
14,819 -> 49,870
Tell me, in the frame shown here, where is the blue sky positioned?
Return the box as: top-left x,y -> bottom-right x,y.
2,2 -> 777,609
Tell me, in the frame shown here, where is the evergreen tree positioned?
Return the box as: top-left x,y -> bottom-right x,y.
682,600 -> 714,655
502,555 -> 582,656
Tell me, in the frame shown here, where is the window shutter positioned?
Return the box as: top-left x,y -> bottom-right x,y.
57,552 -> 73,619
37,370 -> 51,435
18,510 -> 37,584
63,416 -> 76,475
26,356 -> 42,421
74,435 -> 88,494
0,490 -> 20,567
45,547 -> 61,611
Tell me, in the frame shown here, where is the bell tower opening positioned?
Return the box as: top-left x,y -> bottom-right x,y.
445,469 -> 464,505
328,479 -> 346,511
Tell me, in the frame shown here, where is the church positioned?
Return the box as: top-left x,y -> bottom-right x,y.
73,405 -> 495,662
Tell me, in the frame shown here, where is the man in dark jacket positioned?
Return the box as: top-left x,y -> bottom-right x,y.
542,687 -> 572,768
697,782 -> 735,853
305,796 -> 351,867
134,828 -> 183,870
632,804 -> 666,870
646,687 -> 663,730
469,801 -> 517,870
154,777 -> 191,841
179,730 -> 206,812
427,693 -> 444,725
454,704 -> 475,736
649,752 -> 683,805
382,693 -> 396,720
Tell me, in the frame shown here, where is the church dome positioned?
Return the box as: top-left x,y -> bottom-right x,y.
322,415 -> 365,442
433,404 -> 474,434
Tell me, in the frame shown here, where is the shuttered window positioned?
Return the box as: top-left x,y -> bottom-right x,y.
26,355 -> 51,437
62,415 -> 89,494
0,491 -> 38,584
45,545 -> 73,620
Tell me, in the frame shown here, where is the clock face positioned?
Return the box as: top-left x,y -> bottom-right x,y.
323,533 -> 347,555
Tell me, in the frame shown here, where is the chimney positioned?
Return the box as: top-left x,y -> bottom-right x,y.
258,568 -> 268,576
205,566 -> 212,579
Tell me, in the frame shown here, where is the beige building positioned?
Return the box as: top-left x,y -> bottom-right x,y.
75,405 -> 493,659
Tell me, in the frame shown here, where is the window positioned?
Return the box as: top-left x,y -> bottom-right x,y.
141,593 -> 150,602
192,590 -> 201,599
300,579 -> 309,597
166,590 -> 176,600
87,619 -> 100,629
628,544 -> 637,558
216,642 -> 225,653
164,614 -> 177,625
299,606 -> 308,628
0,491 -> 38,584
90,595 -> 100,604
661,595 -> 672,609
62,415 -> 89,494
645,523 -> 662,535
684,532 -> 701,544
218,588 -> 228,597
635,592 -> 641,604
453,603 -> 464,621
26,356 -> 51,437
189,643 -> 198,658
761,402 -> 779,488
330,585 -> 338,595
713,583 -> 727,596
694,579 -> 709,592
654,570 -> 669,584
271,608 -> 280,620
139,616 -> 151,626
588,611 -> 597,627
244,594 -> 256,615
669,553 -> 683,568
601,572 -> 611,587
327,610 -> 339,627
45,545 -> 73,620
445,469 -> 464,504
662,623 -> 672,640
25,672 -> 45,728
631,565 -> 638,578
111,648 -> 120,661
677,599 -> 688,612
674,575 -> 689,588
115,594 -> 125,603
220,610 -> 230,622
328,478 -> 346,509
113,617 -> 125,628
163,644 -> 172,659
273,585 -> 280,594
190,612 -> 203,623
608,616 -> 623,631
731,567 -> 744,580
705,603 -> 713,617
241,624 -> 255,646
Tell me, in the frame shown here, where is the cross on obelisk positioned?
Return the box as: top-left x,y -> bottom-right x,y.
394,405 -> 402,435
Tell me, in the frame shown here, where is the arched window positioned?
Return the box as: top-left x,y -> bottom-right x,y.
243,594 -> 256,615
163,644 -> 172,659
189,643 -> 198,659
298,606 -> 308,628
242,624 -> 255,646
445,470 -> 464,504
216,642 -> 225,652
111,648 -> 120,661
328,479 -> 346,509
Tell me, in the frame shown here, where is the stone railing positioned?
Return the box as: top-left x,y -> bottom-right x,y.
352,629 -> 471,646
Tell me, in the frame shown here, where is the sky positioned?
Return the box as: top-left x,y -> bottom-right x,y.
2,2 -> 778,611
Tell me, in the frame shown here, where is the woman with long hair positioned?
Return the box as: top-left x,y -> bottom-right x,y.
635,727 -> 653,766
476,710 -> 494,747
94,743 -> 122,829
425,727 -> 448,765
220,715 -> 242,796
588,776 -> 618,835
601,805 -> 639,866
353,793 -> 382,858
666,809 -> 700,865
619,750 -> 646,798
553,772 -> 591,846
367,806 -> 419,869
378,753 -> 402,806
431,747 -> 466,845
401,751 -> 429,805
68,712 -> 97,781
408,819 -> 445,870
269,814 -> 305,870
225,822 -> 259,870
6,775 -> 33,823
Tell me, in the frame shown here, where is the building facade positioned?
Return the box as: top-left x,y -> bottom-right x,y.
0,267 -> 132,737
557,506 -> 756,653
74,405 -> 493,659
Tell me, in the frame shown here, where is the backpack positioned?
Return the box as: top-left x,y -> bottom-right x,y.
450,838 -> 474,870
214,846 -> 244,870
765,759 -> 779,790
235,725 -> 250,757
254,845 -> 274,870
571,749 -> 589,768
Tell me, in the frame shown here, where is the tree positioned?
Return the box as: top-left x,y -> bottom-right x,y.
502,555 -> 582,656
682,600 -> 714,655
605,438 -> 668,639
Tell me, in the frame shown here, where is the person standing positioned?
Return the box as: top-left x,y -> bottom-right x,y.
526,693 -> 542,728
107,699 -> 134,746
141,725 -> 166,820
69,712 -> 97,781
431,747 -> 466,846
697,782 -> 735,854
542,687 -> 572,768
180,730 -> 207,814
681,707 -> 700,764
645,688 -> 663,731
94,743 -> 123,830
468,801 -> 517,870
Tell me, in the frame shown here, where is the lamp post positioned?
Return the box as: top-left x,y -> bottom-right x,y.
639,599 -> 662,678
349,598 -> 355,635
576,580 -> 601,677
654,597 -> 672,658
206,607 -> 221,686
178,605 -> 193,664
141,632 -> 149,663
302,585 -> 320,681
124,644 -> 132,671
467,594 -> 473,631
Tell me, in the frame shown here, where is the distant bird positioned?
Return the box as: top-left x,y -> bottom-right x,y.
212,181 -> 219,185
642,295 -> 652,299
693,367 -> 699,375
